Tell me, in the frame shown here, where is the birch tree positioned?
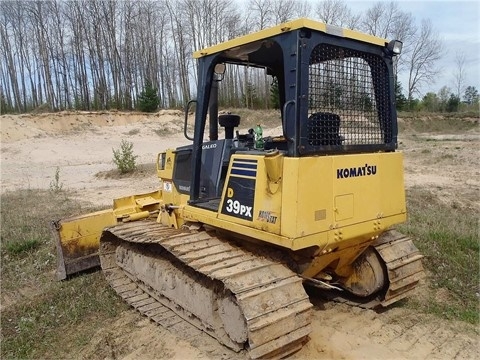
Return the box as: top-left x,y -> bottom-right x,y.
315,0 -> 360,29
407,19 -> 441,101
453,52 -> 467,98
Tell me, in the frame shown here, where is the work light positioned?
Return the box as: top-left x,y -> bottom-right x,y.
388,40 -> 403,55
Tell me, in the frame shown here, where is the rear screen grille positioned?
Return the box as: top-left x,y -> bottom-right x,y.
308,43 -> 391,148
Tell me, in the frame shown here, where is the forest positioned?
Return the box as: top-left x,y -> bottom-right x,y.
0,0 -> 478,114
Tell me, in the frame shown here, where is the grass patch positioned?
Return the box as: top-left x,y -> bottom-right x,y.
1,190 -> 86,291
0,189 -> 126,359
398,187 -> 479,325
398,110 -> 480,120
398,112 -> 479,133
4,238 -> 41,255
438,153 -> 456,161
95,162 -> 156,179
1,272 -> 126,359
124,128 -> 140,135
153,126 -> 176,136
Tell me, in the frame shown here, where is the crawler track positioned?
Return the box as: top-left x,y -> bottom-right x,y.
99,220 -> 312,359
316,230 -> 425,309
374,230 -> 425,306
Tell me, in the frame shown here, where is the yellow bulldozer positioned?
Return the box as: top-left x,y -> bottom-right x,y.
51,18 -> 425,359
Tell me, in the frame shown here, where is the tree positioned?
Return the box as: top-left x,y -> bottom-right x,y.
421,92 -> 439,112
446,94 -> 460,112
270,77 -> 279,109
244,81 -> 259,109
270,0 -> 297,24
137,80 -> 160,112
0,0 -> 451,114
362,2 -> 416,40
407,19 -> 442,102
0,88 -> 13,114
315,0 -> 360,29
113,139 -> 138,174
463,86 -> 479,105
408,98 -> 421,111
361,1 -> 416,77
294,0 -> 312,18
437,86 -> 451,112
453,52 -> 467,98
248,0 -> 273,31
395,80 -> 407,111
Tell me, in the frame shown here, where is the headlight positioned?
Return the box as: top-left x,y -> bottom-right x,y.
388,40 -> 403,55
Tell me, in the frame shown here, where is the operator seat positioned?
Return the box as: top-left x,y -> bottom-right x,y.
307,112 -> 343,146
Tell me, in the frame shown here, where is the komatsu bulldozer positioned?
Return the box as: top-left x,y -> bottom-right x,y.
52,18 -> 425,358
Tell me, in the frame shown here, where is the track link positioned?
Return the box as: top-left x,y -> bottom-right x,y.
99,220 -> 312,359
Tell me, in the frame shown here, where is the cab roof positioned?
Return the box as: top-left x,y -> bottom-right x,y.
193,18 -> 388,59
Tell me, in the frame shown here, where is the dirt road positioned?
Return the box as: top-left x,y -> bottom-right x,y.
1,111 -> 478,359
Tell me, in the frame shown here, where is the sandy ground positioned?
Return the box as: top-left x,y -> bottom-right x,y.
1,111 -> 479,359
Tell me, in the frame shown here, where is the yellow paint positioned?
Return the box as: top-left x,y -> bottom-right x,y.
157,149 -> 175,178
183,151 -> 406,279
56,191 -> 163,262
335,194 -> 354,221
124,211 -> 150,222
193,18 -> 386,59
57,143 -> 407,282
184,151 -> 405,255
157,149 -> 190,211
264,150 -> 283,184
57,209 -> 116,257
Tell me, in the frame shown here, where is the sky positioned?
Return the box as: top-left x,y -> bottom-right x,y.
347,0 -> 480,97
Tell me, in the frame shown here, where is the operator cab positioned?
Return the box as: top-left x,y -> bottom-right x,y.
179,18 -> 400,210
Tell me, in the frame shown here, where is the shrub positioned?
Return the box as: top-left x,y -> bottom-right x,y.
49,167 -> 64,192
112,139 -> 137,173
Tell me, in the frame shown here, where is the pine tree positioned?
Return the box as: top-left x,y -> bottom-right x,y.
464,86 -> 479,105
137,79 -> 160,112
446,94 -> 460,112
395,79 -> 407,111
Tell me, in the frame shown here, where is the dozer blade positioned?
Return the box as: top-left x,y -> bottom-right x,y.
99,220 -> 313,359
51,209 -> 116,280
52,190 -> 162,280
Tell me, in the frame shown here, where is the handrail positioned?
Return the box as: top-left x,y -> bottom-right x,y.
184,99 -> 197,141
